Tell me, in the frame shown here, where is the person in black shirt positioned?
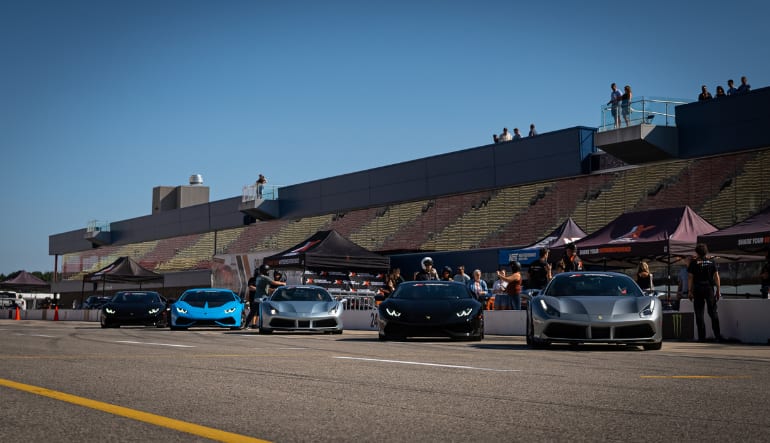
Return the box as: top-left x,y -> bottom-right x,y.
687,243 -> 722,341
562,243 -> 583,272
244,264 -> 285,329
415,257 -> 439,281
528,248 -> 552,290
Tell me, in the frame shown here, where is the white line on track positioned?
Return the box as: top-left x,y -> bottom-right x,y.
334,356 -> 521,372
115,340 -> 195,348
28,334 -> 55,338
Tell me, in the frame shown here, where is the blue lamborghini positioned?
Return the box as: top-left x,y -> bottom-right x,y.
170,288 -> 246,330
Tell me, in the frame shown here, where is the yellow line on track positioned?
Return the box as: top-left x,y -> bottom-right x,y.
640,375 -> 751,379
0,378 -> 270,443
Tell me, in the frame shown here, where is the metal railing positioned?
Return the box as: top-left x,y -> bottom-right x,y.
241,184 -> 280,202
599,97 -> 689,132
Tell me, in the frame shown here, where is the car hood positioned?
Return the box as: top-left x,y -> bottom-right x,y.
381,299 -> 479,316
541,295 -> 653,316
104,302 -> 164,310
267,301 -> 338,314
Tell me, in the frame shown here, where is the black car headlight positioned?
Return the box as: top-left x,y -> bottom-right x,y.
456,307 -> 473,317
105,307 -> 116,315
539,299 -> 560,317
384,307 -> 401,318
640,298 -> 656,317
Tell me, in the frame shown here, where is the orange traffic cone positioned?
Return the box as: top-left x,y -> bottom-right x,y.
14,306 -> 20,321
53,305 -> 59,321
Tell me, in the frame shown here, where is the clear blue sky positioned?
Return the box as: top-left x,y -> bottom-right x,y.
2,0 -> 769,275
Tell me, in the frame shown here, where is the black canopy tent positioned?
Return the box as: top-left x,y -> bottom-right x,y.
81,256 -> 164,302
698,205 -> 770,257
551,206 -> 718,268
263,230 -> 390,298
264,230 -> 390,272
499,217 -> 587,266
0,270 -> 50,291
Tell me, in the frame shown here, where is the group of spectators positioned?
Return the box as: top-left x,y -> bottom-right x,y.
698,76 -> 752,101
382,244 -> 584,311
492,124 -> 537,143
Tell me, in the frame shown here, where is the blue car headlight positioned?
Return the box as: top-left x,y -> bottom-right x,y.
105,307 -> 116,314
640,298 -> 656,317
385,307 -> 401,318
224,307 -> 236,314
539,299 -> 560,317
456,307 -> 473,317
175,306 -> 188,314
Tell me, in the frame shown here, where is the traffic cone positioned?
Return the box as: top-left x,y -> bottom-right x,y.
53,305 -> 59,321
15,306 -> 20,321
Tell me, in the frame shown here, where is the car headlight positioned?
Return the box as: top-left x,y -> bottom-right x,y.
328,303 -> 340,315
148,308 -> 160,315
224,307 -> 236,314
385,307 -> 401,317
105,307 -> 116,314
175,306 -> 188,314
539,299 -> 560,317
640,298 -> 655,317
456,307 -> 473,317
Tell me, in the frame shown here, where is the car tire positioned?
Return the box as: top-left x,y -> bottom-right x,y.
643,341 -> 662,351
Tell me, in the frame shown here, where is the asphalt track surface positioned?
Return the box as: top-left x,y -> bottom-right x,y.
1,321 -> 769,443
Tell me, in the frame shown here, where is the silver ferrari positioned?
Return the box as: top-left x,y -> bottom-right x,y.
258,285 -> 344,334
527,272 -> 662,350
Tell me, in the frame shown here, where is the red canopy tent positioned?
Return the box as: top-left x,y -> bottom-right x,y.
698,205 -> 770,257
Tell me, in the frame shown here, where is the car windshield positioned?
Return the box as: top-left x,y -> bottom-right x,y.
391,282 -> 472,300
180,290 -> 235,304
543,273 -> 644,297
113,292 -> 161,304
271,287 -> 332,302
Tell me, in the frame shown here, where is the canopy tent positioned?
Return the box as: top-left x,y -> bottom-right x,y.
698,205 -> 770,257
0,270 -> 50,291
498,218 -> 587,266
554,206 -> 718,268
263,230 -> 390,298
81,256 -> 164,299
264,230 -> 390,272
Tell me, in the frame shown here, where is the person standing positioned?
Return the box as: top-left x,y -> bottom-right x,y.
244,264 -> 285,329
453,265 -> 471,285
760,250 -> 770,299
674,256 -> 691,310
415,257 -> 439,280
698,85 -> 713,101
726,79 -> 738,96
608,83 -> 622,128
527,248 -> 552,290
737,76 -> 751,94
499,128 -> 513,142
636,261 -> 654,292
528,124 -> 538,137
497,261 -> 523,310
492,267 -> 511,310
687,243 -> 723,342
441,266 -> 454,281
512,128 -> 522,140
256,174 -> 267,199
620,85 -> 632,127
562,243 -> 583,272
715,85 -> 726,98
468,269 -> 489,302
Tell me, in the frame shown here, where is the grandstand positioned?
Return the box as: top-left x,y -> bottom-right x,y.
49,88 -> 770,302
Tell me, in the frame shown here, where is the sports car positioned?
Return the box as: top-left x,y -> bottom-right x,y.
258,285 -> 343,334
377,281 -> 484,341
100,291 -> 167,328
527,272 -> 662,350
170,288 -> 245,330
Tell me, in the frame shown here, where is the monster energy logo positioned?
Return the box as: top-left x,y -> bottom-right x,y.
672,314 -> 682,338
